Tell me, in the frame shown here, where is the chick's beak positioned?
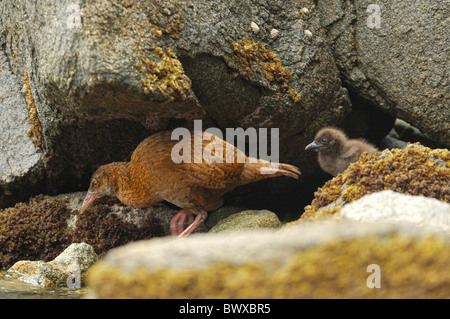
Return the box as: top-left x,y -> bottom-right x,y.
80,191 -> 97,214
305,141 -> 321,150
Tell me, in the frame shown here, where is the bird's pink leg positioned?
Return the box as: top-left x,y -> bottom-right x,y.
203,199 -> 224,212
170,209 -> 195,236
177,209 -> 208,238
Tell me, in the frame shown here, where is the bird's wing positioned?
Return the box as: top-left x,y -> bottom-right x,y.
174,132 -> 246,189
340,145 -> 361,160
177,161 -> 245,189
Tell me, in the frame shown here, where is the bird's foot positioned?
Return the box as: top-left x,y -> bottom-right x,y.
169,208 -> 208,238
177,209 -> 208,238
170,209 -> 195,236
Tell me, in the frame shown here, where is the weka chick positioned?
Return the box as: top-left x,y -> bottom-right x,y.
305,127 -> 378,176
80,130 -> 300,237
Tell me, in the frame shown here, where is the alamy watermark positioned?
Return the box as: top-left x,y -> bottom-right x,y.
66,263 -> 81,289
366,264 -> 381,288
171,120 -> 280,174
66,3 -> 82,29
367,4 -> 381,29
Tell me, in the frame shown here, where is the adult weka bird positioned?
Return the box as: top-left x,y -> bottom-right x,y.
80,130 -> 301,237
305,127 -> 378,176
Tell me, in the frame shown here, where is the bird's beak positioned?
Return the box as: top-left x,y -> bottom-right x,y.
80,191 -> 97,214
305,141 -> 321,150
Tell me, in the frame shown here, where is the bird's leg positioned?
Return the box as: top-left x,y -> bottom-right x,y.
170,209 -> 195,236
177,208 -> 208,238
203,199 -> 224,212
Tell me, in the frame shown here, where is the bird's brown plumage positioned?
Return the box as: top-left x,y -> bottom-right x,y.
81,130 -> 300,237
305,127 -> 378,176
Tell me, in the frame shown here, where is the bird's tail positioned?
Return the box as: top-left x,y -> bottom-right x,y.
240,160 -> 301,185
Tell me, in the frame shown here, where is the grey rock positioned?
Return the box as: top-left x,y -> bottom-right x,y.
204,205 -> 247,228
0,0 -> 350,207
8,243 -> 98,288
379,134 -> 407,149
0,48 -> 42,207
318,0 -> 450,147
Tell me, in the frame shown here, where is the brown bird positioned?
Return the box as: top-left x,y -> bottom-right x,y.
305,127 -> 378,176
80,130 -> 300,237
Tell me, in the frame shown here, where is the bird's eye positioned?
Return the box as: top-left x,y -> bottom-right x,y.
321,138 -> 328,143
92,181 -> 98,188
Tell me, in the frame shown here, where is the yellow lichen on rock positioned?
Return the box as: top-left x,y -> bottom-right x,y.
23,69 -> 43,148
137,47 -> 191,100
301,144 -> 450,219
231,39 -> 302,102
87,232 -> 450,298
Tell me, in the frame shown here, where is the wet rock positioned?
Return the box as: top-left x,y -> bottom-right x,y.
209,209 -> 281,233
86,221 -> 450,298
379,135 -> 407,150
8,243 -> 97,288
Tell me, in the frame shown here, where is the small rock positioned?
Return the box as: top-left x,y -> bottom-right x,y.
8,243 -> 98,288
208,209 -> 281,233
204,206 -> 247,228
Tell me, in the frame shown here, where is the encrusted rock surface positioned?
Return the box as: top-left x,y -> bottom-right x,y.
209,209 -> 281,233
86,221 -> 450,298
301,144 -> 449,219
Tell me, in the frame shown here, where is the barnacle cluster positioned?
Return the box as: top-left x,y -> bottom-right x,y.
137,47 -> 191,100
0,195 -> 162,269
23,69 -> 43,148
302,144 -> 450,219
144,0 -> 182,38
231,39 -> 302,102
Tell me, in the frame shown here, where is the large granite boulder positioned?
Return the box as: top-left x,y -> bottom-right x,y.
0,0 -> 349,208
0,0 -> 448,212
318,0 -> 449,146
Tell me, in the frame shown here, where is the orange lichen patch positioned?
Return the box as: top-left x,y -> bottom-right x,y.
137,47 -> 191,100
231,39 -> 302,102
301,144 -> 450,219
23,69 -> 43,148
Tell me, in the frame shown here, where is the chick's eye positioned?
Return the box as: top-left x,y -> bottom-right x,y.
321,138 -> 328,143
92,181 -> 98,188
